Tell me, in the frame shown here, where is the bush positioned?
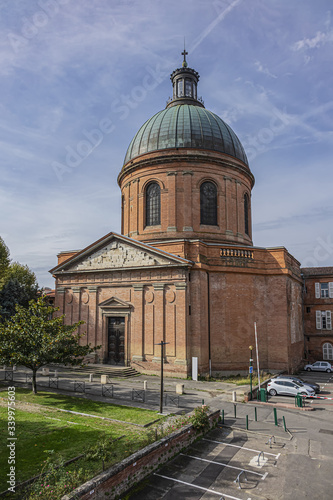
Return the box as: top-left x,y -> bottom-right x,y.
190,405 -> 210,431
26,453 -> 85,499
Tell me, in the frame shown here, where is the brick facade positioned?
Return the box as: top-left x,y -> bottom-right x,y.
49,60 -> 324,377
302,267 -> 333,362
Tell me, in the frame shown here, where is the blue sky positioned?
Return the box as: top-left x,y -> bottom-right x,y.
1,0 -> 333,288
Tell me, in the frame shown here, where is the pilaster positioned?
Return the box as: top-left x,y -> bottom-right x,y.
182,171 -> 193,231
167,171 -> 177,232
174,282 -> 187,363
132,284 -> 145,362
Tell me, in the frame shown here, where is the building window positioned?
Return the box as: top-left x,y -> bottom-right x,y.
306,307 -> 311,313
200,181 -> 217,225
316,310 -> 332,330
315,282 -> 333,298
185,79 -> 192,97
146,182 -> 161,226
323,342 -> 333,360
244,193 -> 250,236
177,79 -> 183,97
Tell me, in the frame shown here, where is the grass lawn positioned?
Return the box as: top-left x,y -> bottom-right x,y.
0,388 -> 163,498
11,388 -> 157,424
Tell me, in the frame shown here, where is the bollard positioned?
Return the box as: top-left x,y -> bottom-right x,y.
246,415 -> 249,430
254,407 -> 257,421
266,436 -> 275,448
89,374 -> 93,383
234,470 -> 247,489
101,375 -> 109,384
274,407 -> 278,426
283,416 -> 287,432
222,409 -> 224,424
234,404 -> 237,418
202,399 -> 205,405
143,380 -> 148,391
257,451 -> 264,466
232,391 -> 237,402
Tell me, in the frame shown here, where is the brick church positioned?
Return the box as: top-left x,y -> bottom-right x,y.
50,53 -> 332,377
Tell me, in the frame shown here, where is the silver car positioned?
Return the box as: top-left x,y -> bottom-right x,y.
304,361 -> 332,373
267,379 -> 315,397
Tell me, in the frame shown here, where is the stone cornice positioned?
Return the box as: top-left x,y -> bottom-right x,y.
118,150 -> 255,188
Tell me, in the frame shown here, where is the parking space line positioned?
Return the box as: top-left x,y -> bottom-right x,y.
203,438 -> 280,458
153,473 -> 248,500
181,453 -> 266,478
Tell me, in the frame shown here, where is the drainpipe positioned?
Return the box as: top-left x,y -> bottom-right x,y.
206,271 -> 212,377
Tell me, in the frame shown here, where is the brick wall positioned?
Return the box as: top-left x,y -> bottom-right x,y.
61,409 -> 220,500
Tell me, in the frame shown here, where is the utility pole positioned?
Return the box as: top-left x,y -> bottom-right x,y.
155,340 -> 169,414
249,345 -> 253,400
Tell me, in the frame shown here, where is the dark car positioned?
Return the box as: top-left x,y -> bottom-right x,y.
276,375 -> 320,393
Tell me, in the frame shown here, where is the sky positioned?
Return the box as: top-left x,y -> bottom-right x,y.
1,0 -> 333,288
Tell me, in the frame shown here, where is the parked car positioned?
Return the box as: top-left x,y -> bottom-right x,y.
276,375 -> 320,393
304,361 -> 332,373
267,379 -> 315,397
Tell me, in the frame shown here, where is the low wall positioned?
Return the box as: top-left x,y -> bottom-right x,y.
61,409 -> 220,500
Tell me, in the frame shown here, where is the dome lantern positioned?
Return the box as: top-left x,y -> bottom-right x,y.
166,51 -> 204,108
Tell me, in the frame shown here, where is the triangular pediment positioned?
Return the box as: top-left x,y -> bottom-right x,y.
99,296 -> 132,310
50,232 -> 191,274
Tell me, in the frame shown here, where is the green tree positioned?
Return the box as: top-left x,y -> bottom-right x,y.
0,297 -> 99,393
6,261 -> 38,290
0,237 -> 39,320
0,277 -> 38,322
0,237 -> 10,288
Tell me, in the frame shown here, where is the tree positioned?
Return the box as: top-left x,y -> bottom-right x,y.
5,261 -> 38,290
0,297 -> 100,393
0,278 -> 38,322
0,237 -> 10,289
0,237 -> 39,321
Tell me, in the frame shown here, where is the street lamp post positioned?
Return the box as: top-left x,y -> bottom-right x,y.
249,345 -> 253,400
155,340 -> 169,414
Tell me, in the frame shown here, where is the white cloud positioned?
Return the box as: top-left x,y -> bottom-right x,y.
0,0 -> 332,288
293,29 -> 333,51
254,61 -> 277,79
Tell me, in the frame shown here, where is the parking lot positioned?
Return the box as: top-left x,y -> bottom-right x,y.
127,422 -> 288,500
125,371 -> 333,500
267,371 -> 333,410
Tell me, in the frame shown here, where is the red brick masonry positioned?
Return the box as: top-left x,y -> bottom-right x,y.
61,409 -> 220,500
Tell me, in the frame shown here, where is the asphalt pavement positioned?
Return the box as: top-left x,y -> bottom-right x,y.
1,368 -> 333,499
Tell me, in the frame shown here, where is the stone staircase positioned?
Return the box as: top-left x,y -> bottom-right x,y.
49,364 -> 141,378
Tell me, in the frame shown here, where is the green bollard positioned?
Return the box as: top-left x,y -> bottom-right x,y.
254,407 -> 257,421
234,404 -> 237,418
283,416 -> 287,432
222,409 -> 224,424
274,407 -> 278,426
246,415 -> 249,430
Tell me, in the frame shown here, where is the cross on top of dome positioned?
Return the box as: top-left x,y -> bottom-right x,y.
182,48 -> 188,68
167,50 -> 204,108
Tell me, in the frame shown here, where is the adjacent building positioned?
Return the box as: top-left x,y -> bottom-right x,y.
302,267 -> 333,362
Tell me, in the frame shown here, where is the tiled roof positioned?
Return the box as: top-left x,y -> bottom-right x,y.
301,267 -> 333,277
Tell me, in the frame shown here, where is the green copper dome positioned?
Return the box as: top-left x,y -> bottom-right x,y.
123,104 -> 248,166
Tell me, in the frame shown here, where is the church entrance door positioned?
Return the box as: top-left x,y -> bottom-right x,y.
107,317 -> 125,365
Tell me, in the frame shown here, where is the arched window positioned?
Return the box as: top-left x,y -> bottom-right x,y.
200,181 -> 217,225
323,342 -> 333,360
146,182 -> 161,226
244,193 -> 250,236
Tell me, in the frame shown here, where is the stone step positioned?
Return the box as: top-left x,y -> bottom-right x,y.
50,364 -> 141,378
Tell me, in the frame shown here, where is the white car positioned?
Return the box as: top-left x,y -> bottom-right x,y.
267,379 -> 315,397
304,361 -> 332,373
